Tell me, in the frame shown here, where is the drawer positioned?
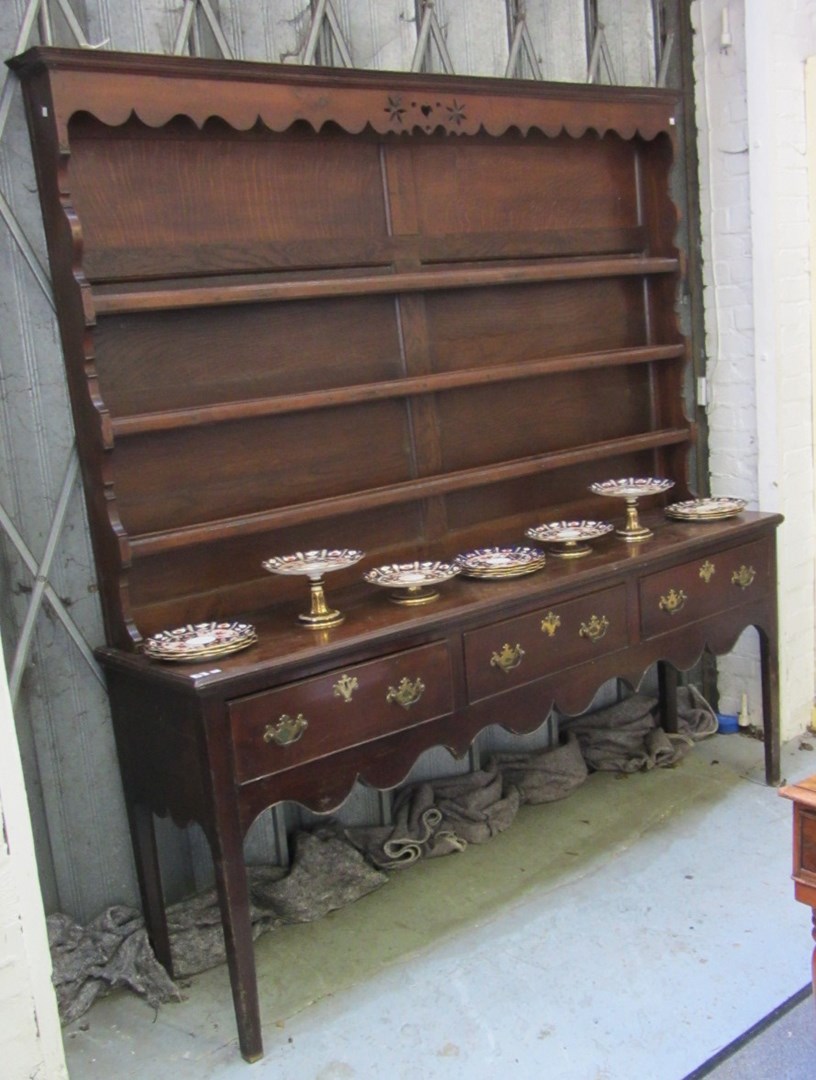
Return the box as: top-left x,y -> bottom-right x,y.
228,642 -> 453,784
640,537 -> 773,638
464,584 -> 628,704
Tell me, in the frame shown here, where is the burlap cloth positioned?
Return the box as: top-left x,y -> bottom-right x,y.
50,686 -> 717,1023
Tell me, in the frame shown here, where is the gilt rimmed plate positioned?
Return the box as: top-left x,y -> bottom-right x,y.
665,497 -> 746,521
453,545 -> 547,579
262,548 -> 364,578
364,561 -> 460,589
525,520 -> 613,544
142,621 -> 257,661
589,477 -> 674,499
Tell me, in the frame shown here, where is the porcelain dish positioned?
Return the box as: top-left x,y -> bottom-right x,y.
665,497 -> 747,521
364,561 -> 460,589
589,477 -> 675,499
262,548 -> 364,578
142,621 -> 257,661
525,520 -> 613,544
453,545 -> 547,579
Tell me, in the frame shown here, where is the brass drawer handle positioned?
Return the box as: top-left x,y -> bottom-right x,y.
333,674 -> 358,703
263,713 -> 308,746
699,560 -> 715,583
659,588 -> 687,615
732,565 -> 756,589
386,676 -> 425,709
490,643 -> 525,673
540,612 -> 561,637
579,615 -> 609,642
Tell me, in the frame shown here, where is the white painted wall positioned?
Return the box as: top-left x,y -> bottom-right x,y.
692,0 -> 816,739
0,633 -> 67,1078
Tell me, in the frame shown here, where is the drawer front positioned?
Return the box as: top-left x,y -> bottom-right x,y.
798,809 -> 816,877
464,584 -> 628,703
229,642 -> 453,784
640,537 -> 773,638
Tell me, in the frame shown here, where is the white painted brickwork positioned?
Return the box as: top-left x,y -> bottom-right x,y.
0,636 -> 67,1078
693,0 -> 816,737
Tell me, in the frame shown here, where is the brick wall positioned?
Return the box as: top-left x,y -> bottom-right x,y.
692,0 -> 816,738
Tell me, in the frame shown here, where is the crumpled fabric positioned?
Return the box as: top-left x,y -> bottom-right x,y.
345,732 -> 588,869
48,904 -> 181,1025
48,828 -> 387,1023
345,760 -> 520,868
562,686 -> 718,774
493,730 -> 588,805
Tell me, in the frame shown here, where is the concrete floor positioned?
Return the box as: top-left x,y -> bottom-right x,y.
62,732 -> 816,1080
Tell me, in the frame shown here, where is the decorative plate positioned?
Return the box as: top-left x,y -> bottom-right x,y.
525,520 -> 613,544
453,545 -> 547,579
364,561 -> 460,589
142,621 -> 257,661
589,477 -> 675,499
665,497 -> 747,521
262,548 -> 364,578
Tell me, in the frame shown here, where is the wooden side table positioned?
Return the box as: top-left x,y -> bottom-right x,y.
780,774 -> 816,998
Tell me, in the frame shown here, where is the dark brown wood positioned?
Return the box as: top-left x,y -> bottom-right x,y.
779,775 -> 816,1006
8,46 -> 782,1062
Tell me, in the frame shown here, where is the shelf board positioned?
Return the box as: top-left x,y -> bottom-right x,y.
92,255 -> 680,316
110,344 -> 686,438
128,427 -> 692,558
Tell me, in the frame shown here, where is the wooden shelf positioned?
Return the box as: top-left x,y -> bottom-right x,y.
91,255 -> 680,316
110,344 -> 686,438
128,427 -> 691,557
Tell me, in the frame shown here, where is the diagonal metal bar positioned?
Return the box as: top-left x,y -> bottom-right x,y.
0,0 -> 45,141
411,1 -> 454,75
173,0 -> 233,58
0,0 -> 88,147
52,0 -> 90,47
172,0 -> 197,55
0,469 -> 105,698
197,0 -> 233,58
38,0 -> 88,48
0,188 -> 54,310
505,14 -> 542,80
8,449 -> 81,702
36,0 -> 54,45
657,30 -> 675,88
301,0 -> 353,67
586,23 -> 616,84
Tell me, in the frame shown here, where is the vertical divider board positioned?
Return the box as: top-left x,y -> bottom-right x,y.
8,48 -> 693,650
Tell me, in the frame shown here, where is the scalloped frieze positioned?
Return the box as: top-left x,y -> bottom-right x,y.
15,50 -> 679,149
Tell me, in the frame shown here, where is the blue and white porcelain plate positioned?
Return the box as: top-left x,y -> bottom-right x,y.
453,545 -> 547,578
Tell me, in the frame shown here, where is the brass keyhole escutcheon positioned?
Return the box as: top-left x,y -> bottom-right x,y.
540,612 -> 561,637
579,615 -> 609,642
659,588 -> 687,615
263,713 -> 308,746
732,565 -> 756,589
699,560 -> 715,583
490,643 -> 525,673
333,674 -> 358,703
386,676 -> 425,709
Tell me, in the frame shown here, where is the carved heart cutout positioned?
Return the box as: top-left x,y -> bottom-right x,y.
420,104 -> 432,117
